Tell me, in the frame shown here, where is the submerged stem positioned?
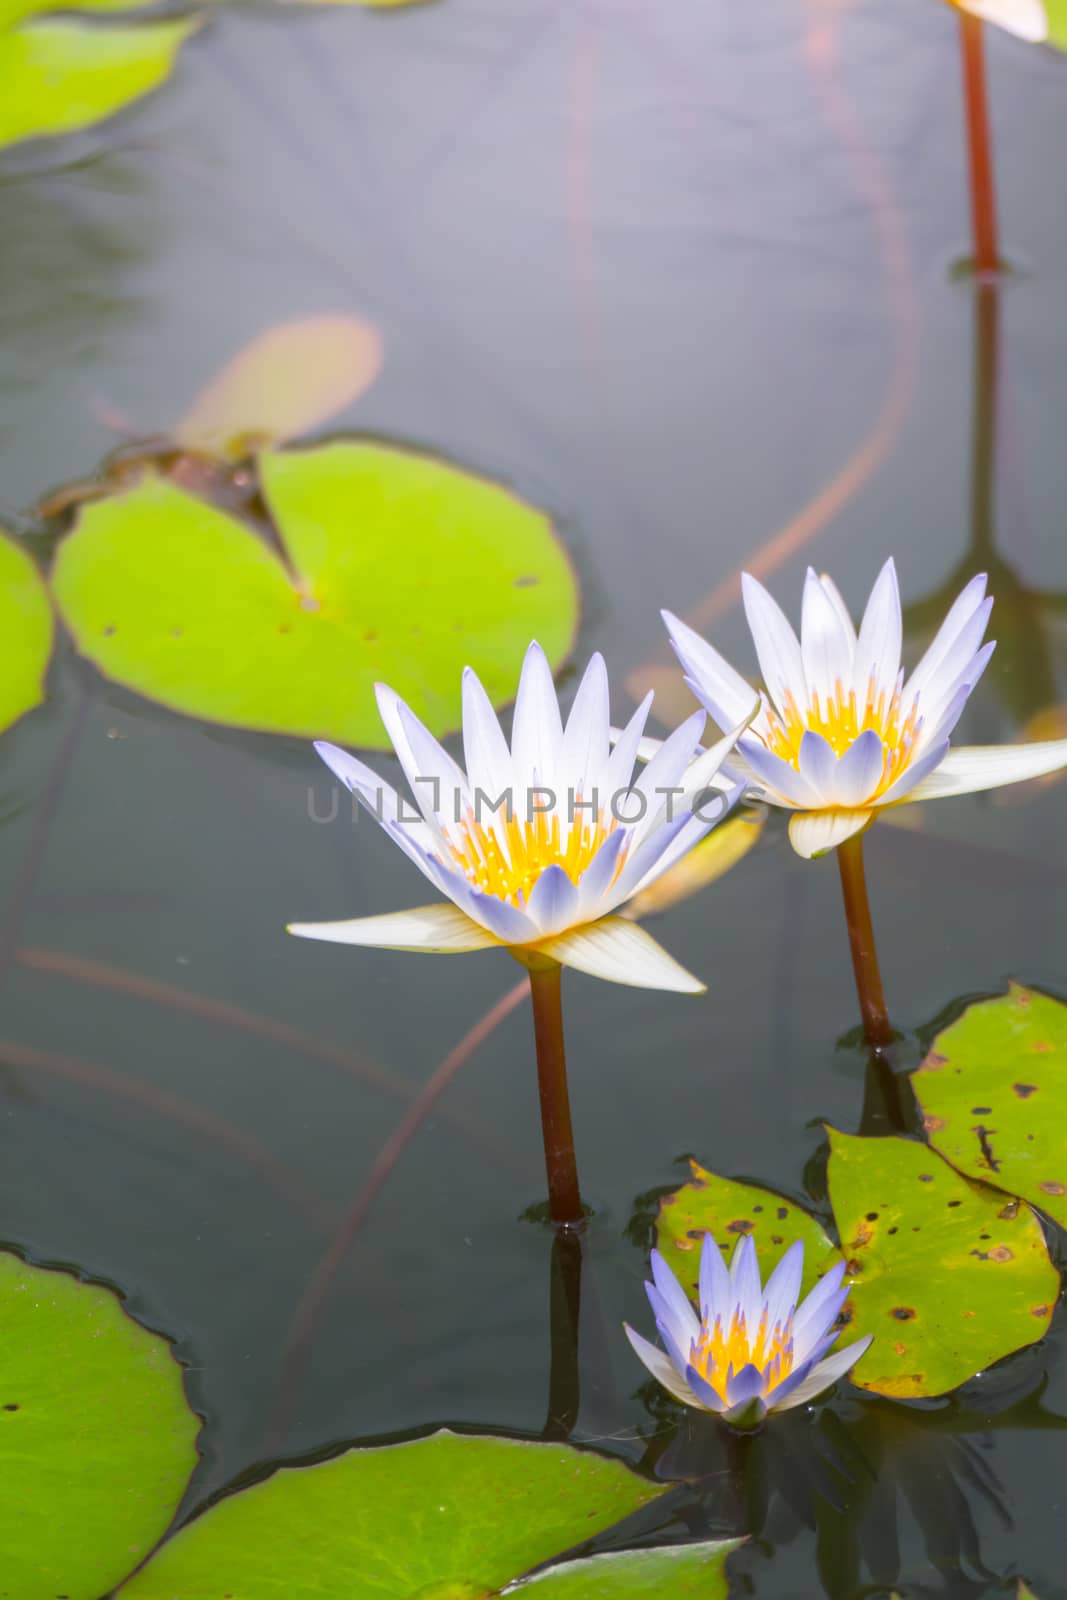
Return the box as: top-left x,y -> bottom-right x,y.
527,958 -> 584,1227
959,12 -> 999,277
836,832 -> 893,1049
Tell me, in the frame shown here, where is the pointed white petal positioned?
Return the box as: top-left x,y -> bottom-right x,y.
662,609 -> 758,729
801,568 -> 854,699
698,1233 -> 732,1326
852,558 -> 902,708
761,1240 -> 804,1339
635,709 -> 707,825
792,1259 -> 847,1345
575,828 -> 629,918
914,601 -> 994,722
817,574 -> 858,649
537,917 -> 706,993
561,651 -> 610,794
377,689 -> 470,828
729,1235 -> 763,1328
604,693 -> 655,793
797,730 -> 839,805
876,739 -> 950,807
771,1336 -> 873,1411
960,0 -> 1047,44
903,573 -> 988,705
741,573 -> 807,720
313,740 -> 439,862
905,739 -> 1067,801
742,739 -> 820,809
650,1249 -> 702,1349
525,864 -> 582,937
511,641 -> 563,788
461,668 -> 513,805
463,889 -> 540,944
287,904 -> 498,952
832,729 -> 886,807
623,1324 -> 700,1406
678,703 -> 761,808
788,808 -> 872,859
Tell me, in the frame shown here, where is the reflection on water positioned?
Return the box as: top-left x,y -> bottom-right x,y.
3,0 -> 1067,1593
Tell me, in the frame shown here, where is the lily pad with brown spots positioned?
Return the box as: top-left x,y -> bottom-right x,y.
655,1163 -> 840,1305
913,984 -> 1067,1231
826,1130 -> 1059,1399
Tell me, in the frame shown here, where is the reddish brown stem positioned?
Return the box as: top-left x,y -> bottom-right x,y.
836,833 -> 893,1049
528,960 -> 583,1227
959,12 -> 999,277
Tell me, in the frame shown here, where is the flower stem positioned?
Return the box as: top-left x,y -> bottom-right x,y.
959,12 -> 999,277
527,958 -> 584,1226
543,1227 -> 583,1439
836,832 -> 893,1049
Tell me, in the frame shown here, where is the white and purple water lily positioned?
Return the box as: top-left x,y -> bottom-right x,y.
289,643 -> 754,993
626,1235 -> 872,1427
663,561 -> 1067,859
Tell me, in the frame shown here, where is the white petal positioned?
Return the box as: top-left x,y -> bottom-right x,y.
760,1240 -> 804,1339
604,693 -> 655,794
913,602 -> 994,723
788,809 -> 872,859
832,729 -> 886,807
376,688 -> 470,828
525,864 -> 582,937
677,703 -> 761,809
461,668 -> 513,805
741,573 -> 807,720
561,651 -> 610,794
875,738 -> 950,807
287,903 -> 498,952
662,609 -> 759,730
511,641 -> 563,788
729,1235 -> 763,1331
770,1336 -> 873,1411
698,1233 -> 732,1325
906,739 -> 1067,801
792,1260 -> 847,1346
960,0 -> 1047,43
801,568 -> 854,699
817,574 -> 858,649
634,709 -> 707,828
903,573 -> 988,706
742,739 -> 821,809
797,731 -> 839,805
852,558 -> 902,709
623,1325 -> 700,1407
313,740 -> 439,866
538,917 -> 705,993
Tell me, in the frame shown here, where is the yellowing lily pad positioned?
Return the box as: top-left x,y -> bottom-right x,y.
914,984 -> 1067,1230
50,443 -> 579,747
0,16 -> 198,152
117,1431 -> 665,1598
175,315 -> 383,460
826,1129 -> 1059,1399
656,1162 -> 839,1304
0,1249 -> 199,1599
0,531 -> 52,735
515,1541 -> 743,1598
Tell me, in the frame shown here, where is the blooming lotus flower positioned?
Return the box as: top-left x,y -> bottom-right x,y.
626,1235 -> 872,1427
289,642 -> 753,993
663,561 -> 1067,858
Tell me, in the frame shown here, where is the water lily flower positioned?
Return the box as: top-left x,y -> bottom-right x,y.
626,1235 -> 872,1427
289,642 -> 753,993
662,561 -> 1067,859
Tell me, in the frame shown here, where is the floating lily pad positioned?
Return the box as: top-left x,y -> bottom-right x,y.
50,444 -> 578,747
0,532 -> 52,735
826,1129 -> 1058,1399
175,315 -> 383,460
0,16 -> 198,152
3,0 -> 148,22
656,1162 -> 839,1304
118,1430 -> 664,1598
515,1541 -> 743,1597
0,1249 -> 199,1600
914,985 -> 1067,1231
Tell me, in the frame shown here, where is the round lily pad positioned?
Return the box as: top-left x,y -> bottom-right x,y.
0,1249 -> 200,1599
514,1541 -> 743,1598
826,1129 -> 1059,1399
50,444 -> 579,748
656,1160 -> 840,1304
914,983 -> 1067,1230
117,1430 -> 664,1598
0,16 -> 199,153
0,531 -> 52,736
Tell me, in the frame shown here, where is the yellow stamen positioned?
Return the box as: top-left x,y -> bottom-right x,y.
761,674 -> 922,800
444,802 -> 622,906
690,1307 -> 795,1403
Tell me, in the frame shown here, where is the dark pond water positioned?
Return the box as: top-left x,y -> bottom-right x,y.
3,0 -> 1067,1593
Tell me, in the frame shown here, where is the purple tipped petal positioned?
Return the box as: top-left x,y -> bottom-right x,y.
525,863 -> 581,937
760,1240 -> 804,1336
725,1362 -> 766,1407
698,1234 -> 732,1326
624,1324 -> 698,1406
792,1260 -> 847,1345
648,1254 -> 701,1352
770,1336 -> 874,1411
683,1363 -> 727,1414
729,1235 -> 763,1327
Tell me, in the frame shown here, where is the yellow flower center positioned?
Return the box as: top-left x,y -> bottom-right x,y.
444,804 -> 622,906
690,1308 -> 795,1402
761,676 -> 922,800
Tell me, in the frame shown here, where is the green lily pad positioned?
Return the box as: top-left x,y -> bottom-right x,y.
515,1541 -> 743,1597
0,1249 -> 199,1599
826,1129 -> 1058,1399
174,315 -> 383,460
50,443 -> 579,747
2,0 -> 148,23
0,531 -> 52,735
914,984 -> 1067,1231
656,1160 -> 840,1304
117,1430 -> 664,1598
0,16 -> 198,152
